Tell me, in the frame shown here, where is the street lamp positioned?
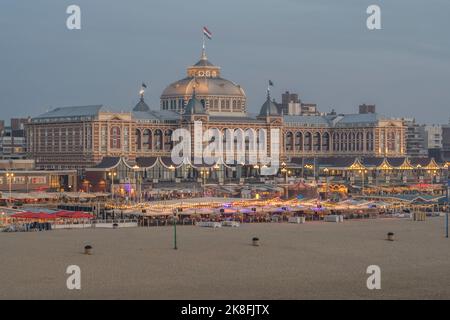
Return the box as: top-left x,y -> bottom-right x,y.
280,162 -> 290,199
6,172 -> 14,206
324,168 -> 330,199
173,208 -> 178,250
213,163 -> 221,184
253,164 -> 260,179
132,165 -> 140,203
281,167 -> 288,184
200,169 -> 209,195
168,165 -> 176,183
108,171 -> 117,201
444,163 -> 449,238
359,169 -> 368,196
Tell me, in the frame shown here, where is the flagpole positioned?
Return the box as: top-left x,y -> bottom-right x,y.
202,29 -> 206,57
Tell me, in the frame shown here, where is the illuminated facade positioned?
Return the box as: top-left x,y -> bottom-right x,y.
27,48 -> 407,175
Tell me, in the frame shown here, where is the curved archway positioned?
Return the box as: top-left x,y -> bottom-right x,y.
164,129 -> 173,151
154,129 -> 163,151
341,132 -> 347,152
304,132 -> 312,152
313,132 -> 321,152
143,129 -> 152,151
356,132 -> 364,151
110,126 -> 121,149
350,132 -> 356,152
136,129 -> 142,151
333,133 -> 340,151
322,132 -> 330,152
285,131 -> 294,151
366,132 -> 374,151
295,131 -> 303,152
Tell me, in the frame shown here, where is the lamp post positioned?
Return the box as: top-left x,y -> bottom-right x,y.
6,172 -> 14,206
359,169 -> 367,196
200,169 -> 209,195
132,165 -> 140,203
281,163 -> 288,199
108,171 -> 117,202
253,164 -> 260,180
168,165 -> 175,182
213,163 -> 221,184
173,208 -> 178,250
444,163 -> 449,238
324,168 -> 329,200
281,162 -> 287,184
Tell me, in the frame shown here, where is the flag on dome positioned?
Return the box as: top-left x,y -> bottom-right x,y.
203,26 -> 212,40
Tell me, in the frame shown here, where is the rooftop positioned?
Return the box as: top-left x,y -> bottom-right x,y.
34,105 -> 105,120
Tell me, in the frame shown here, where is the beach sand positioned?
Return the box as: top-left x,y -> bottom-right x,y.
1,218 -> 449,300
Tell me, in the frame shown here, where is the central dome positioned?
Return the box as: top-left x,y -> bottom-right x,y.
160,49 -> 246,115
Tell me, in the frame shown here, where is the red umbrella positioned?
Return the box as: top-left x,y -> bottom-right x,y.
11,212 -> 56,220
10,212 -> 33,218
54,210 -> 93,219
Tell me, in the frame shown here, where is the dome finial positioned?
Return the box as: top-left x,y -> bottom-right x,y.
139,82 -> 148,101
133,82 -> 150,112
201,40 -> 207,61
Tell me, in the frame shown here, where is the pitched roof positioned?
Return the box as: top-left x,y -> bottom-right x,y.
135,157 -> 158,168
133,110 -> 180,122
284,113 -> 386,127
34,105 -> 104,119
91,157 -> 121,169
133,98 -> 150,112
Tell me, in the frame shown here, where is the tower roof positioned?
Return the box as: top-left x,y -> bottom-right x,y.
184,89 -> 207,115
133,97 -> 150,112
193,48 -> 215,67
259,92 -> 280,117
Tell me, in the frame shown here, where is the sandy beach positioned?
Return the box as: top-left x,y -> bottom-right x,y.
1,218 -> 449,300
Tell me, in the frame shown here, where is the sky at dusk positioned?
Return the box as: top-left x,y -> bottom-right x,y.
0,0 -> 449,124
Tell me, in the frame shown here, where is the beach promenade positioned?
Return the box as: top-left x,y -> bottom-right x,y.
1,218 -> 449,300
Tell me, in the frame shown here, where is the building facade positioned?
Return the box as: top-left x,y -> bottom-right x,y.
0,160 -> 77,193
403,118 -> 428,158
0,118 -> 28,160
442,123 -> 450,162
26,49 -> 407,176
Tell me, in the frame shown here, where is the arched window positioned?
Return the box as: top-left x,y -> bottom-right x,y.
285,132 -> 294,151
333,133 -> 339,151
366,132 -> 374,151
387,131 -> 396,152
110,127 -> 121,149
356,132 -> 364,151
143,129 -> 152,151
295,132 -> 303,151
322,132 -> 330,152
341,133 -> 348,152
164,130 -> 173,151
313,132 -> 321,152
304,132 -> 312,151
350,132 -> 356,151
136,129 -> 142,150
154,129 -> 163,151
